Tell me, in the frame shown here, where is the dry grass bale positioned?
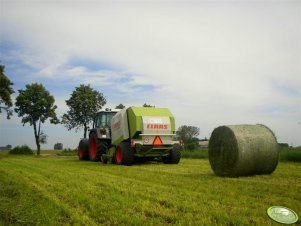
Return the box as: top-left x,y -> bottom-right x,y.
208,124 -> 279,177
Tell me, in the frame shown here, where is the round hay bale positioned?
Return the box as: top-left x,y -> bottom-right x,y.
208,124 -> 279,177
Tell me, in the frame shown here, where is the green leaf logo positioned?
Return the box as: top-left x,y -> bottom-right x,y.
267,206 -> 298,224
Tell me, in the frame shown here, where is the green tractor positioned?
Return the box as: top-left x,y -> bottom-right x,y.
78,107 -> 181,165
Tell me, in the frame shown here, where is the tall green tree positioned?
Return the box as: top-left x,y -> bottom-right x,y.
0,64 -> 14,119
176,125 -> 200,150
15,83 -> 59,155
62,84 -> 106,138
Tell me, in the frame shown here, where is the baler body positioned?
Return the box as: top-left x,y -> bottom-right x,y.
78,106 -> 181,165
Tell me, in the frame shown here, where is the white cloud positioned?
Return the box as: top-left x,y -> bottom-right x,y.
0,0 -> 300,147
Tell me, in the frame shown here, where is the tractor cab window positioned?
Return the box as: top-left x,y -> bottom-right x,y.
95,112 -> 115,128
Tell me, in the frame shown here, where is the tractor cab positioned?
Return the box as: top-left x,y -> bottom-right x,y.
92,109 -> 119,139
94,110 -> 117,129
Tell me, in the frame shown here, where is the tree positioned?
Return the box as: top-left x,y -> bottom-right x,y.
115,103 -> 125,109
62,84 -> 106,138
0,64 -> 14,119
15,83 -> 59,155
143,103 -> 155,107
39,131 -> 48,145
54,143 -> 63,150
176,125 -> 200,150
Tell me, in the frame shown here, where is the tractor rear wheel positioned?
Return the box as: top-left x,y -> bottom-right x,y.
115,142 -> 134,165
162,143 -> 181,164
78,139 -> 89,160
89,132 -> 103,161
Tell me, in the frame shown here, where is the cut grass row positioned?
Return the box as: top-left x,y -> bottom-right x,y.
0,154 -> 300,225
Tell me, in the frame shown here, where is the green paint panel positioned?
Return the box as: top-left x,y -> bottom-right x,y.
127,107 -> 175,138
112,135 -> 124,147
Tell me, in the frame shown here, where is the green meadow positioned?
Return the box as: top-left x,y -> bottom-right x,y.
0,153 -> 300,225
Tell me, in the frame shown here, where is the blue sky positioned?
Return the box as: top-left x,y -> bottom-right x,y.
0,0 -> 300,149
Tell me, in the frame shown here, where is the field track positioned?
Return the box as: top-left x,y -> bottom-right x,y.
0,154 -> 300,225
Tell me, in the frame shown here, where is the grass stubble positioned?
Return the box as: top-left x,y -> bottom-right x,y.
0,153 -> 300,225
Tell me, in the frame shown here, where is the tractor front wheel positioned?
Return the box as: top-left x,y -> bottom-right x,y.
78,139 -> 89,160
115,142 -> 134,165
89,133 -> 102,161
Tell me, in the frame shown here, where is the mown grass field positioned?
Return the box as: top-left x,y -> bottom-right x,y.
0,153 -> 300,225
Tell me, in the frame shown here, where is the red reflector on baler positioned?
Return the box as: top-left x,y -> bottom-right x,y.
153,136 -> 163,146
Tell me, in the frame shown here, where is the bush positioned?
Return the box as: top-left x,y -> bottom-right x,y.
9,145 -> 34,155
280,147 -> 301,162
184,142 -> 200,151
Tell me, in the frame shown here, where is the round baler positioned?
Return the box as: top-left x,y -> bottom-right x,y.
78,107 -> 181,165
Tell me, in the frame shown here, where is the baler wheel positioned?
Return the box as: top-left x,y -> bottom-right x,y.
115,146 -> 122,164
115,142 -> 134,165
162,143 -> 181,164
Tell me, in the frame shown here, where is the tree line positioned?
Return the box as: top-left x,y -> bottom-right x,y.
0,64 -> 200,154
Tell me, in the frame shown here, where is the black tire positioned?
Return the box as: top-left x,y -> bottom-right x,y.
162,143 -> 181,164
78,139 -> 89,160
89,132 -> 105,162
101,154 -> 109,164
115,142 -> 134,166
